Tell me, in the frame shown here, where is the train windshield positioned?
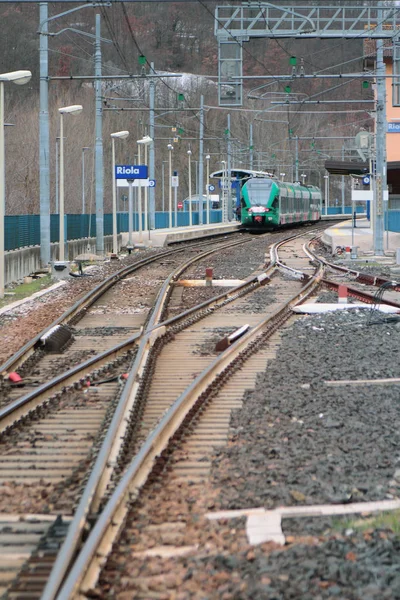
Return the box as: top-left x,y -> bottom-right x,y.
245,178 -> 273,206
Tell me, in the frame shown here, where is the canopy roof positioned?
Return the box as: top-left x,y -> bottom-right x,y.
324,160 -> 369,176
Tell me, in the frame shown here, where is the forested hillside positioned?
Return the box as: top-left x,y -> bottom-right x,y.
0,1 -> 374,214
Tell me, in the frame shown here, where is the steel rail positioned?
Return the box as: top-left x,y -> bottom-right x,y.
0,249 -> 178,378
305,238 -> 400,308
51,242 -> 325,599
40,235 -> 270,600
309,246 -> 400,291
0,234 -> 244,378
0,237 -> 260,435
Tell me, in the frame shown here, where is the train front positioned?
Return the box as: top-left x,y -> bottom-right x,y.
241,178 -> 279,230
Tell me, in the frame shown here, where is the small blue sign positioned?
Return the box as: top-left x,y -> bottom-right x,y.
218,180 -> 239,189
208,184 -> 215,192
388,122 -> 400,133
115,165 -> 148,179
148,179 -> 156,187
362,175 -> 371,185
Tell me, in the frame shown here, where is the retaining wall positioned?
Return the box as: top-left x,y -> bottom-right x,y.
5,235 -> 118,287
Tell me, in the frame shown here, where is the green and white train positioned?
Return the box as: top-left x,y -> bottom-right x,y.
241,175 -> 322,230
210,169 -> 322,231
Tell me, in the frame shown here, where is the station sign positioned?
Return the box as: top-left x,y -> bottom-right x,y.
115,165 -> 148,179
117,178 -> 153,188
388,122 -> 400,133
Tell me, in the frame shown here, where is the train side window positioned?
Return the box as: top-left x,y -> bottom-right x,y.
272,197 -> 278,209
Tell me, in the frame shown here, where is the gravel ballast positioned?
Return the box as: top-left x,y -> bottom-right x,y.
211,307 -> 400,509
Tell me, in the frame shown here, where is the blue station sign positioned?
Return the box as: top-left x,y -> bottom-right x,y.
115,165 -> 148,179
387,122 -> 400,133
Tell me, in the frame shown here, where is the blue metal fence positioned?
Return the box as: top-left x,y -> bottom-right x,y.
388,211 -> 400,233
326,206 -> 366,215
5,210 -> 224,252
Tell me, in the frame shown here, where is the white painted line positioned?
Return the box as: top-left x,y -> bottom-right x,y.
132,545 -> 198,558
0,281 -> 66,316
174,279 -> 245,287
207,500 -> 400,546
326,378 -> 400,387
293,303 -> 400,314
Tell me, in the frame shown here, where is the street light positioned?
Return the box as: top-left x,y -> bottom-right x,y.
221,160 -> 228,223
323,174 -> 329,216
301,173 -> 307,185
0,70 -> 32,298
280,172 -> 286,181
81,147 -> 90,214
206,154 -> 210,225
111,131 -> 129,255
58,104 -> 83,262
137,135 -> 153,239
168,144 -> 173,228
187,149 -> 192,226
162,160 -> 168,212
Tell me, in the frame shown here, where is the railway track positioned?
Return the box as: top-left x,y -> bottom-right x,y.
0,231 -> 267,597
1,224 -> 398,599
38,229 -> 327,599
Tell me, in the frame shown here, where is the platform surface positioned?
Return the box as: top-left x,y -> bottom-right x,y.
322,218 -> 400,260
120,221 -> 240,248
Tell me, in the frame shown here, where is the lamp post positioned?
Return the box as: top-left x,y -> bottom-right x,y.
187,149 -> 192,226
301,173 -> 307,185
168,143 -> 173,228
206,154 -> 210,225
81,146 -> 90,214
138,136 -> 152,237
137,135 -> 152,241
55,137 -> 60,214
58,105 -> 83,262
324,174 -> 329,216
162,160 -> 168,212
280,172 -> 286,182
111,131 -> 129,255
0,70 -> 31,298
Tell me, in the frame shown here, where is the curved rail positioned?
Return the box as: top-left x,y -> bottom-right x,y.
40,243 -> 275,600
47,237 -> 325,599
0,236 -> 262,434
0,235 -> 247,378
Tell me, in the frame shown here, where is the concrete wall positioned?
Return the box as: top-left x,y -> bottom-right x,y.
5,235 -> 120,287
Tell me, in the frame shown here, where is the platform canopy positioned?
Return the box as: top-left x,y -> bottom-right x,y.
324,160 -> 369,176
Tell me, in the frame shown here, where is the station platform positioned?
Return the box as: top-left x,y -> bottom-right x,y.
322,218 -> 400,265
120,221 -> 241,248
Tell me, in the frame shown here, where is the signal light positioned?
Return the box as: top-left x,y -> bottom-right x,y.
362,80 -> 369,89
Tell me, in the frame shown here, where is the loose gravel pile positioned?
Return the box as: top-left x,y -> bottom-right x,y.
211,307 -> 400,509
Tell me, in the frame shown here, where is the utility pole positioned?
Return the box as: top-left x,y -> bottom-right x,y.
198,95 -> 204,225
295,136 -> 299,181
374,1 -> 386,255
249,123 -> 253,170
39,2 -> 50,266
341,145 -> 345,214
39,2 -> 97,265
227,114 -> 231,220
95,13 -> 104,255
149,63 -> 155,229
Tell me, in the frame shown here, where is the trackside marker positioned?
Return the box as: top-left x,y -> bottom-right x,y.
205,268 -> 213,287
338,285 -> 348,304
